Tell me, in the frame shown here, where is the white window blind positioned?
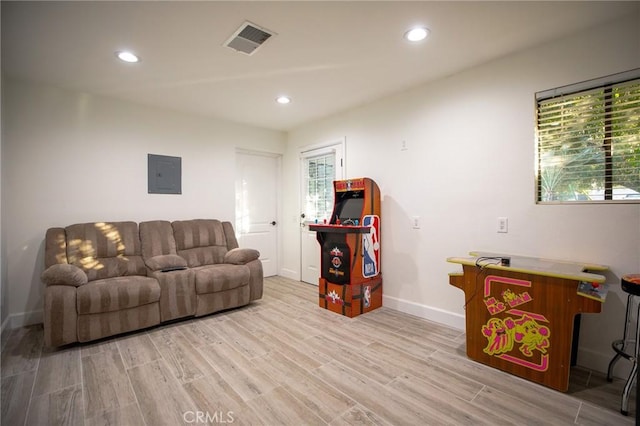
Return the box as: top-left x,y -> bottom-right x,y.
536,69 -> 640,203
303,153 -> 335,221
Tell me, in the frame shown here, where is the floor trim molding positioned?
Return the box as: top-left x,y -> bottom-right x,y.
383,294 -> 465,331
1,314 -> 10,334
6,309 -> 43,330
279,268 -> 300,282
578,346 -> 628,380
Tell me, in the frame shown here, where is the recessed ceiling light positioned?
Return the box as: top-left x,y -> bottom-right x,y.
276,96 -> 291,105
116,51 -> 139,63
404,27 -> 429,42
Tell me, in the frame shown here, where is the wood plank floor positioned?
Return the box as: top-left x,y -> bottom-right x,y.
1,276 -> 635,425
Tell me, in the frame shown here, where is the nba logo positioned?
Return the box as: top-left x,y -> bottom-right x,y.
363,285 -> 371,308
362,215 -> 380,278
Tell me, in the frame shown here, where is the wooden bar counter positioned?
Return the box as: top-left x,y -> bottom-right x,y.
448,252 -> 608,392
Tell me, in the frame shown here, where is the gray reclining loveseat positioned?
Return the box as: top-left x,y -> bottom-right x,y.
41,219 -> 262,347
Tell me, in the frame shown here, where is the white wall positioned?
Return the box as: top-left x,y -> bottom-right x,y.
282,15 -> 640,374
1,78 -> 6,338
2,78 -> 285,327
0,2 -> 7,338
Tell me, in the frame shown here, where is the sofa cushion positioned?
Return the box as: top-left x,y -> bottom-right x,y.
172,220 -> 229,267
66,222 -> 146,281
178,247 -> 229,268
140,220 -> 178,259
77,276 -> 160,315
172,219 -> 227,249
193,264 -> 250,294
45,227 -> 67,268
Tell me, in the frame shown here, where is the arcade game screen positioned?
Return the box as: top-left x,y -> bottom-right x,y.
335,192 -> 364,223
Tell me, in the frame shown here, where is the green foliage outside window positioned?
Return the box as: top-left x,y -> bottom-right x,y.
537,77 -> 640,202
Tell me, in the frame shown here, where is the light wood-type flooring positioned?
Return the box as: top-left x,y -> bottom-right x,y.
1,276 -> 635,425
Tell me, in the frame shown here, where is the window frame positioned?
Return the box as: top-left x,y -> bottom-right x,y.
535,69 -> 640,205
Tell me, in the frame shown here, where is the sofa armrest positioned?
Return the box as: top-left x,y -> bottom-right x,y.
224,248 -> 260,265
44,285 -> 78,347
145,254 -> 188,272
41,264 -> 88,287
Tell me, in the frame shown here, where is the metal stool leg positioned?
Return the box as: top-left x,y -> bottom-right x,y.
620,298 -> 640,416
608,293 -> 634,382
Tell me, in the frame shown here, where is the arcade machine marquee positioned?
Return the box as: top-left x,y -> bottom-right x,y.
309,177 -> 382,318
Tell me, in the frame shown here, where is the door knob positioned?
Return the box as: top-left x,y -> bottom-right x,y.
271,221 -> 277,226
300,213 -> 306,219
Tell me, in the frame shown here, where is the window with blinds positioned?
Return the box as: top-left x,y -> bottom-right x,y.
304,153 -> 335,221
536,69 -> 640,203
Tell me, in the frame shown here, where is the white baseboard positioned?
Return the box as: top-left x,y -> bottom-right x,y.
1,315 -> 10,334
0,309 -> 42,351
578,346 -> 628,378
7,309 -> 43,329
383,294 -> 466,331
279,268 -> 299,281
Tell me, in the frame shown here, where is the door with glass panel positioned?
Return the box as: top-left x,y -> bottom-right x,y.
300,142 -> 344,284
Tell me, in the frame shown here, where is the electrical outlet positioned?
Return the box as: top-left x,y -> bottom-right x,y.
497,217 -> 508,233
412,216 -> 420,229
401,140 -> 408,151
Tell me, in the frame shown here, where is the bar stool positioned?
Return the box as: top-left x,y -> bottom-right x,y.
607,274 -> 640,416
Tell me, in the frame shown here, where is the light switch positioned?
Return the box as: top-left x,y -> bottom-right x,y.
497,217 -> 508,233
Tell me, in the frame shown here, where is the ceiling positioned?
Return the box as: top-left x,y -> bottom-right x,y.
2,1 -> 638,132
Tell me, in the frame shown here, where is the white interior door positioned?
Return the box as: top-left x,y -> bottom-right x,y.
235,151 -> 279,277
300,141 -> 344,284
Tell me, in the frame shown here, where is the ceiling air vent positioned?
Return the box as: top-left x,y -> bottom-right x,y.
224,21 -> 275,55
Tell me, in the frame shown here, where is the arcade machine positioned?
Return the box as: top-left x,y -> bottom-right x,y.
309,177 -> 382,318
